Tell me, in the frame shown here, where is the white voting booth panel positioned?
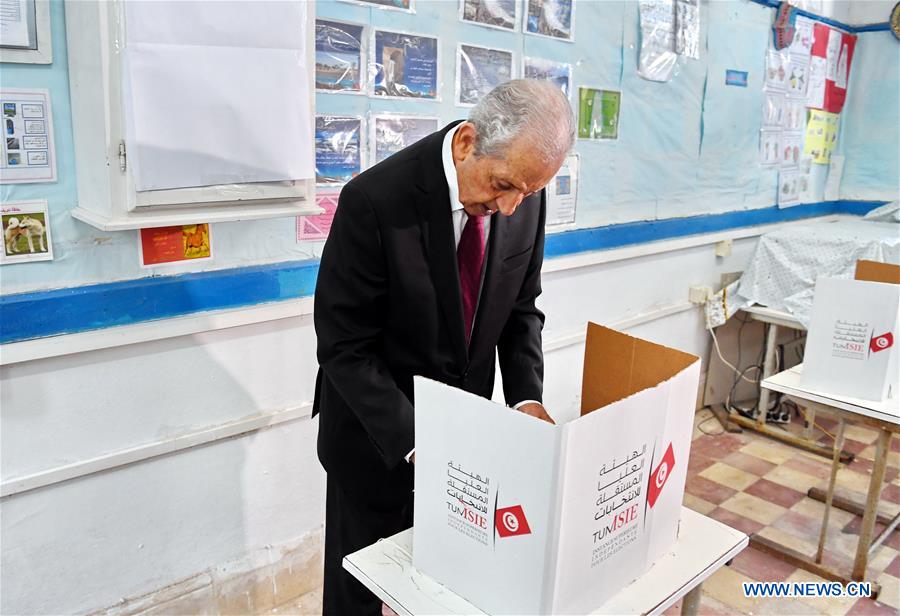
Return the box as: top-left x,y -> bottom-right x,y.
413,323 -> 701,615
802,278 -> 900,402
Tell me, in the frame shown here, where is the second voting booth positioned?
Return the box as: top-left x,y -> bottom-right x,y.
413,324 -> 701,614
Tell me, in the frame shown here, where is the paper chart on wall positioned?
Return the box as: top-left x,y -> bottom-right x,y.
807,56 -> 826,109
764,49 -> 789,92
0,88 -> 56,184
759,129 -> 780,167
780,131 -> 803,169
674,0 -> 699,59
825,28 -> 841,82
763,92 -> 785,127
786,55 -> 809,99
777,169 -> 800,207
546,154 -> 578,227
803,109 -> 838,164
797,157 -> 814,203
789,16 -> 815,58
637,0 -> 677,82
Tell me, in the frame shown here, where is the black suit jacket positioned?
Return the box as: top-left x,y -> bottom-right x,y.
313,121 -> 546,508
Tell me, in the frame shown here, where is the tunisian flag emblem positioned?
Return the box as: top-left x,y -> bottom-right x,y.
495,505 -> 532,538
871,332 -> 894,353
648,443 -> 676,508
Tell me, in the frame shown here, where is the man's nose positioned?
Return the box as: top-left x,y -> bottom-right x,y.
496,192 -> 524,216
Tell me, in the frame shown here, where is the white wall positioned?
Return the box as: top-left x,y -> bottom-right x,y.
0,219 -> 785,615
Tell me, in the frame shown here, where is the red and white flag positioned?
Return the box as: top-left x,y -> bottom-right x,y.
648,443 -> 675,508
871,332 -> 894,353
495,505 -> 531,538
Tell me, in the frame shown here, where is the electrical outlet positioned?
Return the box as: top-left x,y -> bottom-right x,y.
689,285 -> 713,304
715,239 -> 733,257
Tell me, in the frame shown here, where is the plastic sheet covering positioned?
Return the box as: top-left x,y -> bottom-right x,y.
706,219 -> 900,328
315,115 -> 362,184
864,201 -> 900,223
315,19 -> 364,93
638,0 -> 678,82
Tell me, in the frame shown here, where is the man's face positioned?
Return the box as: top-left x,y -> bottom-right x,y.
452,122 -> 564,218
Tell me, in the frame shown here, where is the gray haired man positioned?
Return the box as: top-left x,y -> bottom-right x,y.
313,79 -> 575,615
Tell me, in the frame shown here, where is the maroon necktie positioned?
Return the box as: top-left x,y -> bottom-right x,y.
457,213 -> 486,343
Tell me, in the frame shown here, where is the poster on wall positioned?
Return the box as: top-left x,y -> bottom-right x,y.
674,0 -> 700,59
759,128 -> 780,167
524,0 -> 574,41
298,190 -> 340,242
546,154 -> 578,227
764,49 -> 789,92
315,20 -> 365,93
777,169 -> 800,207
803,109 -> 838,164
460,0 -> 518,31
577,87 -> 620,140
456,44 -> 514,107
784,100 -> 806,132
315,115 -> 363,184
637,0 -> 677,82
523,56 -> 572,98
789,16 -> 815,58
785,55 -> 809,99
809,23 -> 856,114
340,0 -> 414,12
780,131 -> 803,169
139,224 -> 212,267
762,92 -> 785,127
371,30 -> 439,99
1,199 -> 53,265
0,88 -> 56,184
370,114 -> 439,164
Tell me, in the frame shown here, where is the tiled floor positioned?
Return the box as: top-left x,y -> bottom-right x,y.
674,408 -> 900,615
267,408 -> 900,615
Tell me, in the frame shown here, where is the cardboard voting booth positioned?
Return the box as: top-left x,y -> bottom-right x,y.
413,324 -> 701,615
802,277 -> 900,402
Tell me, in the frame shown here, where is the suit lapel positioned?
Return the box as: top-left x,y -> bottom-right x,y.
414,126 -> 468,365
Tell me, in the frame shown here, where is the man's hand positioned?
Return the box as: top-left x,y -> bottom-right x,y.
514,402 -> 555,425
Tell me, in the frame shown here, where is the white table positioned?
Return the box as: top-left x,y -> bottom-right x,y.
760,364 -> 899,593
343,507 -> 747,616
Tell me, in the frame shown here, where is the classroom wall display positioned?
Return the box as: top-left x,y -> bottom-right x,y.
803,108 -> 838,164
315,115 -> 363,184
315,19 -> 365,93
524,0 -> 574,41
297,189 -> 340,241
777,169 -> 800,207
577,87 -> 620,140
456,43 -> 515,107
1,199 -> 52,264
674,0 -> 700,59
638,0 -> 677,82
810,23 -> 856,114
371,29 -> 439,99
546,154 -> 578,227
460,0 -> 518,31
780,130 -> 803,169
759,128 -> 780,167
0,88 -> 56,184
523,56 -> 572,98
370,113 -> 440,164
139,223 -> 212,267
341,0 -> 414,12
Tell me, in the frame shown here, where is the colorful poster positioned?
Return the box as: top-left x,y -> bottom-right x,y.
315,20 -> 364,93
803,109 -> 838,164
809,23 -> 856,113
0,89 -> 56,184
371,114 -> 439,164
725,70 -> 748,87
140,224 -> 212,267
523,56 -> 572,98
780,131 -> 803,169
759,128 -> 780,167
524,0 -> 574,41
315,115 -> 362,184
786,55 -> 809,99
577,87 -> 620,140
456,44 -> 514,107
372,30 -> 439,99
764,49 -> 789,92
789,16 -> 815,58
460,0 -> 518,31
784,100 -> 806,131
298,191 -> 340,241
1,199 -> 53,264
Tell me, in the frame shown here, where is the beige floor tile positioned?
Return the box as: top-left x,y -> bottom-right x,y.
842,424 -> 880,445
701,564 -> 764,614
785,569 -> 858,613
836,467 -> 877,495
875,573 -> 900,610
868,546 -> 899,578
764,465 -> 823,493
700,462 -> 759,492
789,497 -> 857,528
741,440 -> 794,465
757,526 -> 817,557
683,493 -> 717,515
859,445 -> 877,461
720,492 -> 787,525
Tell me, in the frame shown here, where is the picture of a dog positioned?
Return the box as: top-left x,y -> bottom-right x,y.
17,215 -> 47,253
4,217 -> 23,255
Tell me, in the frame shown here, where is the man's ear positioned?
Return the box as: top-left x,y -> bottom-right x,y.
452,122 -> 478,162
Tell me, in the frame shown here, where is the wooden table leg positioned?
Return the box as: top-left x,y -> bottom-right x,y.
756,323 -> 779,424
816,419 -> 845,563
680,584 -> 702,616
852,429 -> 891,581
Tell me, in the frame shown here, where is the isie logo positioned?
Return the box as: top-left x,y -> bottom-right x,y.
647,443 -> 675,508
495,505 -> 531,538
870,332 -> 894,353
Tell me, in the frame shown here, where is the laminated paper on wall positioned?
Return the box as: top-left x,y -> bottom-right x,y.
413,323 -> 701,614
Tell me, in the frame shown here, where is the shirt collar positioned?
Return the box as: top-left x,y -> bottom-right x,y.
442,123 -> 464,213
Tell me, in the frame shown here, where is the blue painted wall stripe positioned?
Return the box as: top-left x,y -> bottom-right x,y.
0,200 -> 887,344
747,0 -> 890,34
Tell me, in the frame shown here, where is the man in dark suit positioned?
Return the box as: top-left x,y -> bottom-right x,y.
313,79 -> 575,615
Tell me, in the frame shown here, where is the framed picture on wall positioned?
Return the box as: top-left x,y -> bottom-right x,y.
370,114 -> 440,164
459,0 -> 518,31
315,19 -> 366,94
315,115 -> 364,184
340,0 -> 415,13
456,43 -> 514,107
1,199 -> 53,264
577,87 -> 620,140
524,0 -> 574,42
523,56 -> 573,99
371,29 -> 440,100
